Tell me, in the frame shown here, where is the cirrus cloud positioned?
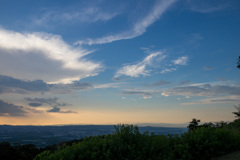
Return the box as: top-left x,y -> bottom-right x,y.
75,0 -> 177,45
115,52 -> 166,78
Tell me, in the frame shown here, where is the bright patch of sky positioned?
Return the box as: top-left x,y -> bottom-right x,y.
0,0 -> 240,125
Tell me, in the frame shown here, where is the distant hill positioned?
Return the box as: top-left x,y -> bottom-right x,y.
136,122 -> 188,128
0,125 -> 187,147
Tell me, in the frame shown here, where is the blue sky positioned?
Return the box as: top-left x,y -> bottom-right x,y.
0,0 -> 240,125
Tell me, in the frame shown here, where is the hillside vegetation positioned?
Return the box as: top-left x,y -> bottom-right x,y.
34,119 -> 240,160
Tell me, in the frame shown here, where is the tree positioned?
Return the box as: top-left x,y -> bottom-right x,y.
233,105 -> 240,118
187,118 -> 201,131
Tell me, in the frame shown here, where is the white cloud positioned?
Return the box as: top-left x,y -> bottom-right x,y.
172,56 -> 188,65
75,0 -> 177,45
115,52 -> 189,78
115,52 -> 166,78
0,28 -> 103,84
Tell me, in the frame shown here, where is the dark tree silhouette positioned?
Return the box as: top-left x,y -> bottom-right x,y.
233,105 -> 240,118
187,118 -> 201,131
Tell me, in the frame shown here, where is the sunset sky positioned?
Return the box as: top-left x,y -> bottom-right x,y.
0,0 -> 240,126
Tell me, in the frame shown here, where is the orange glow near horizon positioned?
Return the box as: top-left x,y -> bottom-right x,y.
0,108 -> 235,126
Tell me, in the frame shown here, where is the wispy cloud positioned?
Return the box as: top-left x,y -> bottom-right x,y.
161,83 -> 240,97
216,77 -> 228,81
33,7 -> 120,26
179,80 -> 191,85
160,56 -> 189,74
24,97 -> 59,105
172,56 -> 188,65
75,0 -> 177,45
144,80 -> 171,87
204,66 -> 215,71
50,81 -> 93,94
115,52 -> 166,78
182,96 -> 240,105
186,0 -> 229,13
93,82 -> 123,89
0,28 -> 103,84
121,89 -> 156,96
115,52 -> 189,78
119,81 -> 240,106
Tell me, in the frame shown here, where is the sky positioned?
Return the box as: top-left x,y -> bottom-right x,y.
0,0 -> 240,126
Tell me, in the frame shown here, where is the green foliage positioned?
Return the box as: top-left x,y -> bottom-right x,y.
34,122 -> 240,160
0,142 -> 41,160
181,127 -> 239,159
225,119 -> 240,129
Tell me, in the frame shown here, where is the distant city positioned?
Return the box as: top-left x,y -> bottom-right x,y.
0,125 -> 187,148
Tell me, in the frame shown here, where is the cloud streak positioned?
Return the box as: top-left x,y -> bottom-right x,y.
115,52 -> 166,78
187,0 -> 228,13
144,80 -> 171,87
161,83 -> 240,98
0,28 -> 103,84
24,97 -> 59,105
182,96 -> 240,105
75,0 -> 177,45
47,106 -> 76,113
34,7 -> 120,26
121,89 -> 156,96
